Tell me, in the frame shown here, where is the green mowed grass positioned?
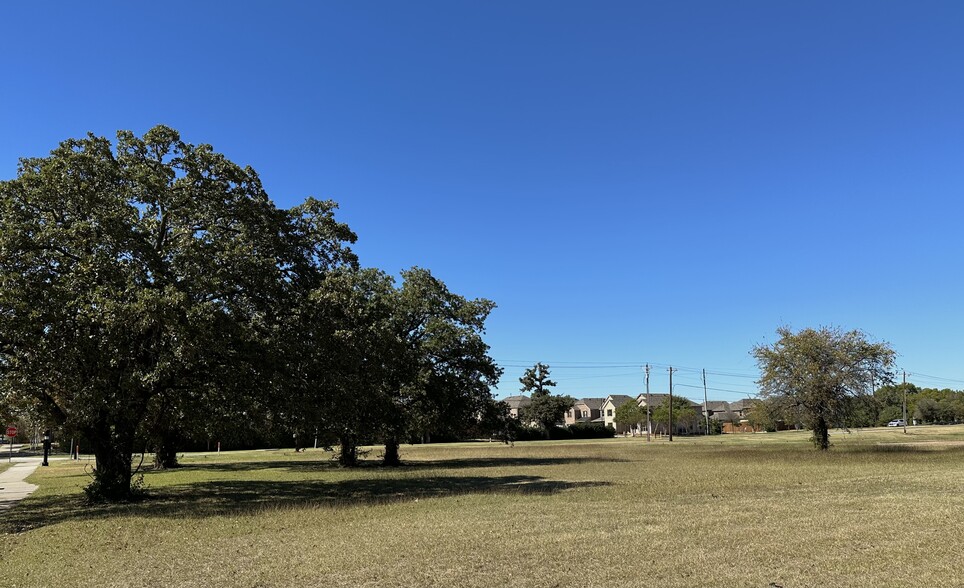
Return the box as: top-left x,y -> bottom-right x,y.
3,426 -> 964,588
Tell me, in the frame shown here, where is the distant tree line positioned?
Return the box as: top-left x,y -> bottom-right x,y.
0,126 -> 504,502
747,383 -> 964,433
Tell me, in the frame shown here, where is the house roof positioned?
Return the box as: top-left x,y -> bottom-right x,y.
636,393 -> 670,407
575,397 -> 605,410
705,400 -> 731,412
603,394 -> 636,408
502,395 -> 531,410
636,393 -> 701,408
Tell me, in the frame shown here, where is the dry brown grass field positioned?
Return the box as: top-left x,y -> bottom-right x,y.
3,425 -> 964,588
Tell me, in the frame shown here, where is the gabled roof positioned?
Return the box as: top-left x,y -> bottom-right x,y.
636,393 -> 670,407
575,397 -> 605,410
705,400 -> 731,412
636,393 -> 701,408
602,394 -> 636,408
502,395 -> 531,409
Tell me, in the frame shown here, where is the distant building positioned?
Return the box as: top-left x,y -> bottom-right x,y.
636,393 -> 704,435
564,397 -> 605,425
600,394 -> 638,433
503,395 -> 531,419
636,393 -> 671,409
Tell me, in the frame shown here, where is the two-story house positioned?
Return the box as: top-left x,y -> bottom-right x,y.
600,394 -> 638,433
564,397 -> 605,425
503,395 -> 531,419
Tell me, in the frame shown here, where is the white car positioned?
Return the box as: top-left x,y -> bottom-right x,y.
887,419 -> 905,427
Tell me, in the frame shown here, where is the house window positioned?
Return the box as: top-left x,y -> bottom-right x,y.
582,410 -> 588,418
607,409 -> 613,417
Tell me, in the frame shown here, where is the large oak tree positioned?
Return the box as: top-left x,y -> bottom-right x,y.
0,126 -> 355,500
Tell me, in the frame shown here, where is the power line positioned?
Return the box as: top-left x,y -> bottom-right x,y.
906,372 -> 964,385
553,371 -> 643,382
497,358 -> 964,393
497,359 -> 759,377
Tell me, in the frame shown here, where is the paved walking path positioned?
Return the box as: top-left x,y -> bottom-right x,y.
0,458 -> 41,511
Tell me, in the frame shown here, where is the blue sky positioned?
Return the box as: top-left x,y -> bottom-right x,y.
3,1 -> 964,402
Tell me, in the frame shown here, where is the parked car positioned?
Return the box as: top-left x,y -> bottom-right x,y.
887,419 -> 905,427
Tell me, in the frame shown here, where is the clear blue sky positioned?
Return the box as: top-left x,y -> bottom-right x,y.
3,1 -> 964,402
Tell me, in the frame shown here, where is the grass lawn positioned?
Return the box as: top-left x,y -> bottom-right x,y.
3,426 -> 964,588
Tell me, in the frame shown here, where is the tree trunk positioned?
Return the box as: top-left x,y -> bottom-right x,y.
383,436 -> 401,466
86,423 -> 137,502
153,429 -> 180,469
338,433 -> 358,467
812,414 -> 830,450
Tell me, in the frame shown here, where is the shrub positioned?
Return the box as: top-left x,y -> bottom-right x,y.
568,423 -> 616,439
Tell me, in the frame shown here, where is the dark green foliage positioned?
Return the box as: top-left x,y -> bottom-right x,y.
388,268 -> 502,457
651,396 -> 698,434
0,127 -> 355,500
513,423 -> 614,441
0,126 -> 504,494
519,363 -> 556,397
468,399 -> 514,441
567,422 -> 616,439
517,363 -> 574,434
614,400 -> 646,429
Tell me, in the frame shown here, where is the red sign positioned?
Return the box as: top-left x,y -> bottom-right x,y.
5,426 -> 17,437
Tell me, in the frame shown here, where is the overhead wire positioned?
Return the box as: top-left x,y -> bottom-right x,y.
495,358 -> 964,398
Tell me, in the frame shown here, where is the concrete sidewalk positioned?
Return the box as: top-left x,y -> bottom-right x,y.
0,458 -> 41,511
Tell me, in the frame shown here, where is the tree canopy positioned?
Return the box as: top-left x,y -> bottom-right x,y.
614,400 -> 646,433
0,126 -> 507,500
518,363 -> 574,434
753,326 -> 896,450
0,126 -> 358,500
650,396 -> 697,434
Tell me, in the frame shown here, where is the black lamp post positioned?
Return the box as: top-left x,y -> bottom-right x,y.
42,430 -> 51,467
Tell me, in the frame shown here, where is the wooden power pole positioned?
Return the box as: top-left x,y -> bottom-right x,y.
668,366 -> 676,442
702,368 -> 709,435
903,371 -> 908,434
645,364 -> 651,442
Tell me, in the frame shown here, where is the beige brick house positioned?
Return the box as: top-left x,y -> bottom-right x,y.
564,397 -> 605,425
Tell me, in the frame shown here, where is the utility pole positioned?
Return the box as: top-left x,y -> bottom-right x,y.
902,371 -> 908,434
668,366 -> 676,442
702,368 -> 709,435
645,364 -> 651,442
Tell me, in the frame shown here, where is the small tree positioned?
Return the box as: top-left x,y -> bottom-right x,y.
518,363 -> 574,435
519,363 -> 556,397
614,401 -> 646,436
746,398 -> 784,432
651,396 -> 697,434
753,326 -> 896,450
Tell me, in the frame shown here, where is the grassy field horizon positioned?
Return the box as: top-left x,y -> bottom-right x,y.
3,426 -> 964,588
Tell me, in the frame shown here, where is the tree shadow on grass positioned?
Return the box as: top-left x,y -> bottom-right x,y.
852,442 -> 964,454
1,473 -> 610,534
183,455 -> 616,473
